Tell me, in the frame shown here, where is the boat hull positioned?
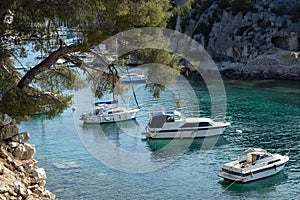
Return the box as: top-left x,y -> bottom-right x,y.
145,127 -> 226,139
219,156 -> 289,183
122,78 -> 146,83
81,109 -> 140,124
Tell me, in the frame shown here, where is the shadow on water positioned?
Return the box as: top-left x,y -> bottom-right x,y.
82,120 -> 141,135
219,171 -> 288,195
145,136 -> 228,152
144,136 -> 229,167
253,80 -> 300,90
99,120 -> 140,133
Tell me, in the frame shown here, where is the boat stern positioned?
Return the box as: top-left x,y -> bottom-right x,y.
218,173 -> 244,182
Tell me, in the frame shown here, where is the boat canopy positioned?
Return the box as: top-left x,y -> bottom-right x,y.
238,148 -> 272,163
148,111 -> 181,128
95,100 -> 118,106
241,148 -> 269,156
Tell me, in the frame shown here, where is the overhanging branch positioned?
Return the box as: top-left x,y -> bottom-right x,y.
17,45 -> 79,90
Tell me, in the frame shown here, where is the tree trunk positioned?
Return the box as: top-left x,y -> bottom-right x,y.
17,45 -> 79,90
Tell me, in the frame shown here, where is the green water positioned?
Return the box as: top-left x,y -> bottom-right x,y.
19,79 -> 300,200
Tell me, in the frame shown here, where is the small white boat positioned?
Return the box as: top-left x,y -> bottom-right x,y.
143,111 -> 230,139
80,100 -> 140,124
218,148 -> 289,183
120,73 -> 146,83
80,67 -> 141,124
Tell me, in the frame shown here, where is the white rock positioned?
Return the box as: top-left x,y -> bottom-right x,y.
0,183 -> 8,193
9,141 -> 20,148
0,114 -> 12,126
11,132 -> 30,143
13,144 -> 35,160
31,168 -> 47,184
14,181 -> 29,198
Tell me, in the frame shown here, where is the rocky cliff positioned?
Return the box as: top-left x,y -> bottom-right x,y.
0,114 -> 55,200
175,0 -> 300,79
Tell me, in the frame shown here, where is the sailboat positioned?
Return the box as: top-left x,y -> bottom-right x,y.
80,66 -> 141,124
79,100 -> 140,124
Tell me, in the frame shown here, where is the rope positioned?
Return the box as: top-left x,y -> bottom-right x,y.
218,180 -> 236,196
126,65 -> 140,108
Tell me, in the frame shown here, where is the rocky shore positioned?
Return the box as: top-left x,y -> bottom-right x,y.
0,114 -> 55,200
219,47 -> 300,80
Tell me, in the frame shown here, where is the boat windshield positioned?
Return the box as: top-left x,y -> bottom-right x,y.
180,122 -> 211,128
108,109 -> 124,114
239,148 -> 271,163
241,148 -> 269,156
148,111 -> 181,128
165,111 -> 181,120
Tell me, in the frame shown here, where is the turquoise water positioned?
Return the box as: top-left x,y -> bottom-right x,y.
19,79 -> 300,200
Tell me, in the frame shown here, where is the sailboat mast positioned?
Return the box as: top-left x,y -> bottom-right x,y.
126,65 -> 140,108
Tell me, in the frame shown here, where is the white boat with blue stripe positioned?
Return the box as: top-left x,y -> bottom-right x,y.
143,111 -> 230,139
218,148 -> 289,183
80,100 -> 140,124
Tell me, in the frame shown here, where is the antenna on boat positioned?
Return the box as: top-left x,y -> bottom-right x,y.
126,65 -> 140,109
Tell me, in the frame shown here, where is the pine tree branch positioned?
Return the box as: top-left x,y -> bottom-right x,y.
17,45 -> 79,90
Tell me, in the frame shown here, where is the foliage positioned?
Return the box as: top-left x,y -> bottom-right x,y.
132,49 -> 182,98
0,0 -> 174,119
146,62 -> 181,98
175,0 -> 193,18
0,56 -> 71,120
33,66 -> 80,93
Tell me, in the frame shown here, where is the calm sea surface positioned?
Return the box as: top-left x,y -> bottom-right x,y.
19,79 -> 300,200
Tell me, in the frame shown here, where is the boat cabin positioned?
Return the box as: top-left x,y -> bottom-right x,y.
179,118 -> 214,128
148,111 -> 181,128
94,106 -> 108,115
95,100 -> 118,106
238,148 -> 272,166
107,108 -> 126,115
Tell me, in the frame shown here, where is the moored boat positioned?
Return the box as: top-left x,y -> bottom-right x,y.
218,148 -> 289,183
143,111 -> 230,139
120,73 -> 146,83
80,101 -> 140,124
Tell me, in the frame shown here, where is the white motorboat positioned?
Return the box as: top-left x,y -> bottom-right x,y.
218,148 -> 289,183
143,111 -> 230,139
80,100 -> 140,124
120,73 -> 146,83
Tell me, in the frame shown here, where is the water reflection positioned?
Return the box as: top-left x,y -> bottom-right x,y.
145,136 -> 228,152
145,136 -> 228,164
219,171 -> 288,195
77,120 -> 230,172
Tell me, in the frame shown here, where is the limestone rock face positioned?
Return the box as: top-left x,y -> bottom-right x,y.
0,113 -> 55,200
0,125 -> 19,140
175,0 -> 300,79
10,132 -> 30,144
242,47 -> 300,79
0,114 -> 12,127
13,144 -> 36,160
220,47 -> 300,79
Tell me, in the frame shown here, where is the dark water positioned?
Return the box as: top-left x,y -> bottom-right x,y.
19,79 -> 300,200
